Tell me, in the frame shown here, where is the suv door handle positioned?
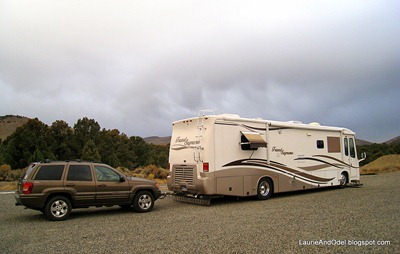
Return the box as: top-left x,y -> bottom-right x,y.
98,184 -> 107,187
66,184 -> 75,187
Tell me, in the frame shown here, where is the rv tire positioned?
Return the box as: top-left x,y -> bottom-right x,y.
339,172 -> 347,188
257,178 -> 273,200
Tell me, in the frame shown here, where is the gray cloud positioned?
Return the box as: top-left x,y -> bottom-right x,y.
1,0 -> 399,142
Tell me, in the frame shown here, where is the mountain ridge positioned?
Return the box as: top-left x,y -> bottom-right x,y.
0,115 -> 398,146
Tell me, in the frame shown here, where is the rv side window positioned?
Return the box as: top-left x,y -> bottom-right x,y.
316,140 -> 324,149
349,138 -> 356,158
344,138 -> 349,156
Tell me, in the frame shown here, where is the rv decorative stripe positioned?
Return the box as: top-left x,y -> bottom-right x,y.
314,155 -> 358,169
222,159 -> 335,184
171,144 -> 199,150
295,155 -> 358,169
298,164 -> 338,171
294,157 -> 343,169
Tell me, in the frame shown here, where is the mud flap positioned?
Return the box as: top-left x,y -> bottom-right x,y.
174,195 -> 211,206
347,180 -> 363,188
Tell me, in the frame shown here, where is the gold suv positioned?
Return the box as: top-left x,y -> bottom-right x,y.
15,161 -> 161,221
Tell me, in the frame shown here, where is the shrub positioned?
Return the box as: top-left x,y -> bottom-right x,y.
0,164 -> 24,181
6,169 -> 23,181
0,164 -> 12,181
130,165 -> 168,180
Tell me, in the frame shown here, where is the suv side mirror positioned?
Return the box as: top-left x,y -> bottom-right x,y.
119,175 -> 126,182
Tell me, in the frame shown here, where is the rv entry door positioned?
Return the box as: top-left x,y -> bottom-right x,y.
343,137 -> 358,177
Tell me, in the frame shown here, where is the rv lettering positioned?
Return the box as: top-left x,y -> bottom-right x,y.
272,146 -> 294,156
175,137 -> 200,146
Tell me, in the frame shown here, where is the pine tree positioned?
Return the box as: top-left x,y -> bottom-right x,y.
81,140 -> 101,162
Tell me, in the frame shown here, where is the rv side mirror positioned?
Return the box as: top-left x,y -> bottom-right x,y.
359,152 -> 367,162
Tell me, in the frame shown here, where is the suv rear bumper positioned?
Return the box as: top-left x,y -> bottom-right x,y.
15,192 -> 46,210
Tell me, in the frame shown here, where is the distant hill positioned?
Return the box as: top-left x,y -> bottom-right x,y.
144,136 -> 171,146
361,154 -> 400,174
0,115 -> 30,141
384,136 -> 400,145
356,139 -> 372,146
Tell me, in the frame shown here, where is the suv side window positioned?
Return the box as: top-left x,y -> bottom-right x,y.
94,166 -> 121,182
23,163 -> 37,180
67,165 -> 92,181
34,165 -> 64,180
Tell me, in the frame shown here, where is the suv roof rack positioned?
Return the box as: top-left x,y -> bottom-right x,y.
40,159 -> 102,164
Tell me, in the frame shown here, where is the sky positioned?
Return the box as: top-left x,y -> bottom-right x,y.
1,0 -> 399,143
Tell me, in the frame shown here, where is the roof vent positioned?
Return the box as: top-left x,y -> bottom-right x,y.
221,114 -> 240,118
309,122 -> 321,126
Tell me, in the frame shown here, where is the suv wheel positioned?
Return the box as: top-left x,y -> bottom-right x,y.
45,196 -> 72,221
133,191 -> 154,213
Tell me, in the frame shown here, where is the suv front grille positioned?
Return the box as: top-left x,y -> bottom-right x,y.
173,165 -> 195,186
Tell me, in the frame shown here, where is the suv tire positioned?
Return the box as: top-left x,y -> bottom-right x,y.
133,191 -> 154,213
45,196 -> 72,221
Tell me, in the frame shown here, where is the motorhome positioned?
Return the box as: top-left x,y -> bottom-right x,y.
167,112 -> 363,204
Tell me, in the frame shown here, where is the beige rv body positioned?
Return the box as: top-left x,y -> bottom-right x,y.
167,114 -> 360,198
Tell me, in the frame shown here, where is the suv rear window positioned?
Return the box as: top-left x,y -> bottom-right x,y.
34,165 -> 65,180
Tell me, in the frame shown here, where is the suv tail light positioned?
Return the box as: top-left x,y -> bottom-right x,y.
203,162 -> 209,172
22,182 -> 34,194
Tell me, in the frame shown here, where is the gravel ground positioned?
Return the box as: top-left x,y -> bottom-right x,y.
0,173 -> 398,254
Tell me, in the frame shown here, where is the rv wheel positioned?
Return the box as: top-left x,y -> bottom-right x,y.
339,172 -> 347,188
257,178 -> 273,200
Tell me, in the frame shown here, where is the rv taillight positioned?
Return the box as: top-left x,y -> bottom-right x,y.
22,182 -> 34,194
203,162 -> 209,172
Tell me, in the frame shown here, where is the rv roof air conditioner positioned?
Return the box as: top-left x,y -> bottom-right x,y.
221,114 -> 240,118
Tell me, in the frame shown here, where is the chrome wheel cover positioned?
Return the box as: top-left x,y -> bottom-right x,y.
50,200 -> 69,218
340,173 -> 347,186
138,194 -> 152,210
259,181 -> 270,196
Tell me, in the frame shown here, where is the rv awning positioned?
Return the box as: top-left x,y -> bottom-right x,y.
241,132 -> 267,148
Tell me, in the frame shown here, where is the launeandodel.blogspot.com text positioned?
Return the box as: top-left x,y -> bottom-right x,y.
299,239 -> 391,247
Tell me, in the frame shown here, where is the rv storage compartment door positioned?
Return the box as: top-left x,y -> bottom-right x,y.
240,132 -> 267,150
